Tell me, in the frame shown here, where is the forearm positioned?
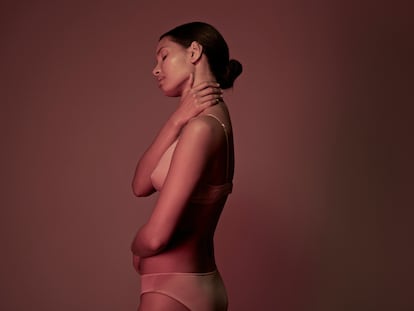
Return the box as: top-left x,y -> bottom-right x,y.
132,114 -> 184,196
131,224 -> 166,258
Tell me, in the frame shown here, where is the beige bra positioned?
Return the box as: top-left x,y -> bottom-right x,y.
150,114 -> 232,204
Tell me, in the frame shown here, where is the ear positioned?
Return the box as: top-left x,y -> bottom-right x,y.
188,41 -> 203,64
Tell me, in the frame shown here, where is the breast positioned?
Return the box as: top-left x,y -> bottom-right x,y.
150,140 -> 178,190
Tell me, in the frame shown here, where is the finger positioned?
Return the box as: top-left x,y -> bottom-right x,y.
133,255 -> 140,271
192,80 -> 220,92
198,91 -> 223,104
189,88 -> 220,104
199,95 -> 222,107
196,86 -> 223,98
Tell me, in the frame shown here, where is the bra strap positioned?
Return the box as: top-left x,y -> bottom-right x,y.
206,114 -> 230,181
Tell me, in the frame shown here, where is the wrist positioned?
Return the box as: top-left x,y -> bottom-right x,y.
168,112 -> 186,129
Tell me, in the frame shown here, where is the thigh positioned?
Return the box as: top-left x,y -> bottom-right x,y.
138,293 -> 190,311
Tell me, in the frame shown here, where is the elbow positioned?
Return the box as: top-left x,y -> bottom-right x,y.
145,237 -> 167,255
132,234 -> 167,257
132,187 -> 147,197
132,181 -> 154,197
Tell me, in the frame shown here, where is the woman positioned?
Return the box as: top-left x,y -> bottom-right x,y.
131,22 -> 242,311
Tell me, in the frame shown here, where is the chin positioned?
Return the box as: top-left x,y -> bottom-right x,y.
161,86 -> 181,97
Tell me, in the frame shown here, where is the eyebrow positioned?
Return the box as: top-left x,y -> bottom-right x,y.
156,46 -> 167,55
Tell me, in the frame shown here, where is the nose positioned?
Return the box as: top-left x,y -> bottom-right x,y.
152,64 -> 160,77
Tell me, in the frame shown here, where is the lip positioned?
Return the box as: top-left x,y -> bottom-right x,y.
157,77 -> 164,87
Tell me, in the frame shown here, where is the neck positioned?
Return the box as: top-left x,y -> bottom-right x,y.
192,55 -> 217,86
193,71 -> 216,86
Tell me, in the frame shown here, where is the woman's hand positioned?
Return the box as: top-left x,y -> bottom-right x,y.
132,254 -> 140,273
172,74 -> 222,126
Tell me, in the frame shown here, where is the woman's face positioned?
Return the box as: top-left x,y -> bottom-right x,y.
152,37 -> 192,97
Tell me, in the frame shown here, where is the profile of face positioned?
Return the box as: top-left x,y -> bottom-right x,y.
152,36 -> 193,97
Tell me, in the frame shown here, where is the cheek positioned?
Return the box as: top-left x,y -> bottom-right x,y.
161,73 -> 189,97
169,53 -> 190,70
159,55 -> 191,96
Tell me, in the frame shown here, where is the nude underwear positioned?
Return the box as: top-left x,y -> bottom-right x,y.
140,270 -> 228,311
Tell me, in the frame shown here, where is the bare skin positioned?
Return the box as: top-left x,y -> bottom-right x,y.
131,37 -> 234,310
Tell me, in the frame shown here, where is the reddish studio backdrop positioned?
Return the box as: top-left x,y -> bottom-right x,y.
1,1 -> 412,310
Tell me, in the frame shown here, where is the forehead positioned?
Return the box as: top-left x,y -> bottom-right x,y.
155,37 -> 184,54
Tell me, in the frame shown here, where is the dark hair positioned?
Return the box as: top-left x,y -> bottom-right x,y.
160,22 -> 243,89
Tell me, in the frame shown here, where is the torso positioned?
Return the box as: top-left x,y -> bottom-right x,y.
140,102 -> 234,274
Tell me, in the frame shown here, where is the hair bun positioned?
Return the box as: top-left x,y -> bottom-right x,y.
228,59 -> 243,78
221,59 -> 243,89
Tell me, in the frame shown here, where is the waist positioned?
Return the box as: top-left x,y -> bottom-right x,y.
139,241 -> 216,275
189,182 -> 232,204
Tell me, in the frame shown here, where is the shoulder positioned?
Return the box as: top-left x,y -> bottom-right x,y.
183,115 -> 217,137
179,115 -> 221,149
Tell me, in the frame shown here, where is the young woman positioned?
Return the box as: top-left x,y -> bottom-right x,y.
131,22 -> 242,311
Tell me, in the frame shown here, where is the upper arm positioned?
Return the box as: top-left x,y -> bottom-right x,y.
143,118 -> 217,247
